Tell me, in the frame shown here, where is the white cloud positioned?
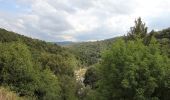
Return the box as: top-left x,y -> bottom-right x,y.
0,0 -> 170,41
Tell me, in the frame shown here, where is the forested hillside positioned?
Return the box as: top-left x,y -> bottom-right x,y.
0,18 -> 170,100
83,18 -> 170,100
0,28 -> 80,100
66,38 -> 119,66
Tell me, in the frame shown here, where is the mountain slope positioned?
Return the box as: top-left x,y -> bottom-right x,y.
67,37 -> 120,66
0,28 -> 79,100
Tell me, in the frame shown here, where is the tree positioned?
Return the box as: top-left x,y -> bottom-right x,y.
127,17 -> 147,40
0,42 -> 62,99
84,66 -> 100,89
59,75 -> 78,100
35,69 -> 61,100
0,28 -> 81,100
0,42 -> 38,96
97,39 -> 170,100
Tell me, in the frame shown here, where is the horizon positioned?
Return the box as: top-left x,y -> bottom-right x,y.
0,0 -> 170,42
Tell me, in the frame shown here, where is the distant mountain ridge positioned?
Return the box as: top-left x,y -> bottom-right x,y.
66,37 -> 120,66
55,41 -> 75,46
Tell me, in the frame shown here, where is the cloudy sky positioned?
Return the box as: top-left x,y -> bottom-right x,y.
0,0 -> 170,42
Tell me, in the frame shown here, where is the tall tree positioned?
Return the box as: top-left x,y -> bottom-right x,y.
97,39 -> 170,100
127,17 -> 147,40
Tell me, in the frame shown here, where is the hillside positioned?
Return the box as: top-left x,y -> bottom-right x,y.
56,41 -> 76,46
0,18 -> 170,100
66,37 -> 120,66
82,18 -> 170,100
0,28 -> 80,100
63,27 -> 170,67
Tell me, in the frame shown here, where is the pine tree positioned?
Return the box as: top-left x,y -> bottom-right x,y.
127,17 -> 147,40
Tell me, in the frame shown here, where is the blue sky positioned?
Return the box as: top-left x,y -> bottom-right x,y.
0,1 -> 18,12
0,0 -> 30,13
0,0 -> 170,42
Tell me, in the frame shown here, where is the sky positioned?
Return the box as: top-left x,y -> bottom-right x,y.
0,0 -> 170,42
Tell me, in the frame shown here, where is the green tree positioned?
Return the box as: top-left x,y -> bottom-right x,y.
59,75 -> 78,100
84,66 -> 100,89
97,39 -> 170,100
127,17 -> 147,40
0,42 -> 62,99
35,69 -> 61,100
0,42 -> 38,96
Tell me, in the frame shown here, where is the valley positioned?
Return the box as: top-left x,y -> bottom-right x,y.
0,18 -> 170,100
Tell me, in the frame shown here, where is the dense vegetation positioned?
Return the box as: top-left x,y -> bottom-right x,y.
0,28 -> 80,100
83,18 -> 170,100
0,17 -> 170,100
67,38 -> 118,66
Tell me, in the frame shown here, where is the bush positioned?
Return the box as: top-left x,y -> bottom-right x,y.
0,42 -> 38,96
97,39 -> 170,100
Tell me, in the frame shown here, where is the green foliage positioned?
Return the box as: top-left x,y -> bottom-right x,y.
83,89 -> 99,100
1,17 -> 170,100
0,42 -> 38,96
127,17 -> 147,40
0,42 -> 62,99
0,28 -> 79,100
68,38 -> 118,66
37,52 -> 77,76
59,75 -> 78,100
84,66 -> 100,89
154,28 -> 170,57
97,39 -> 170,100
35,69 -> 61,100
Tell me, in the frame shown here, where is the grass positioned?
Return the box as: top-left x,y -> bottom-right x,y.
0,87 -> 22,100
